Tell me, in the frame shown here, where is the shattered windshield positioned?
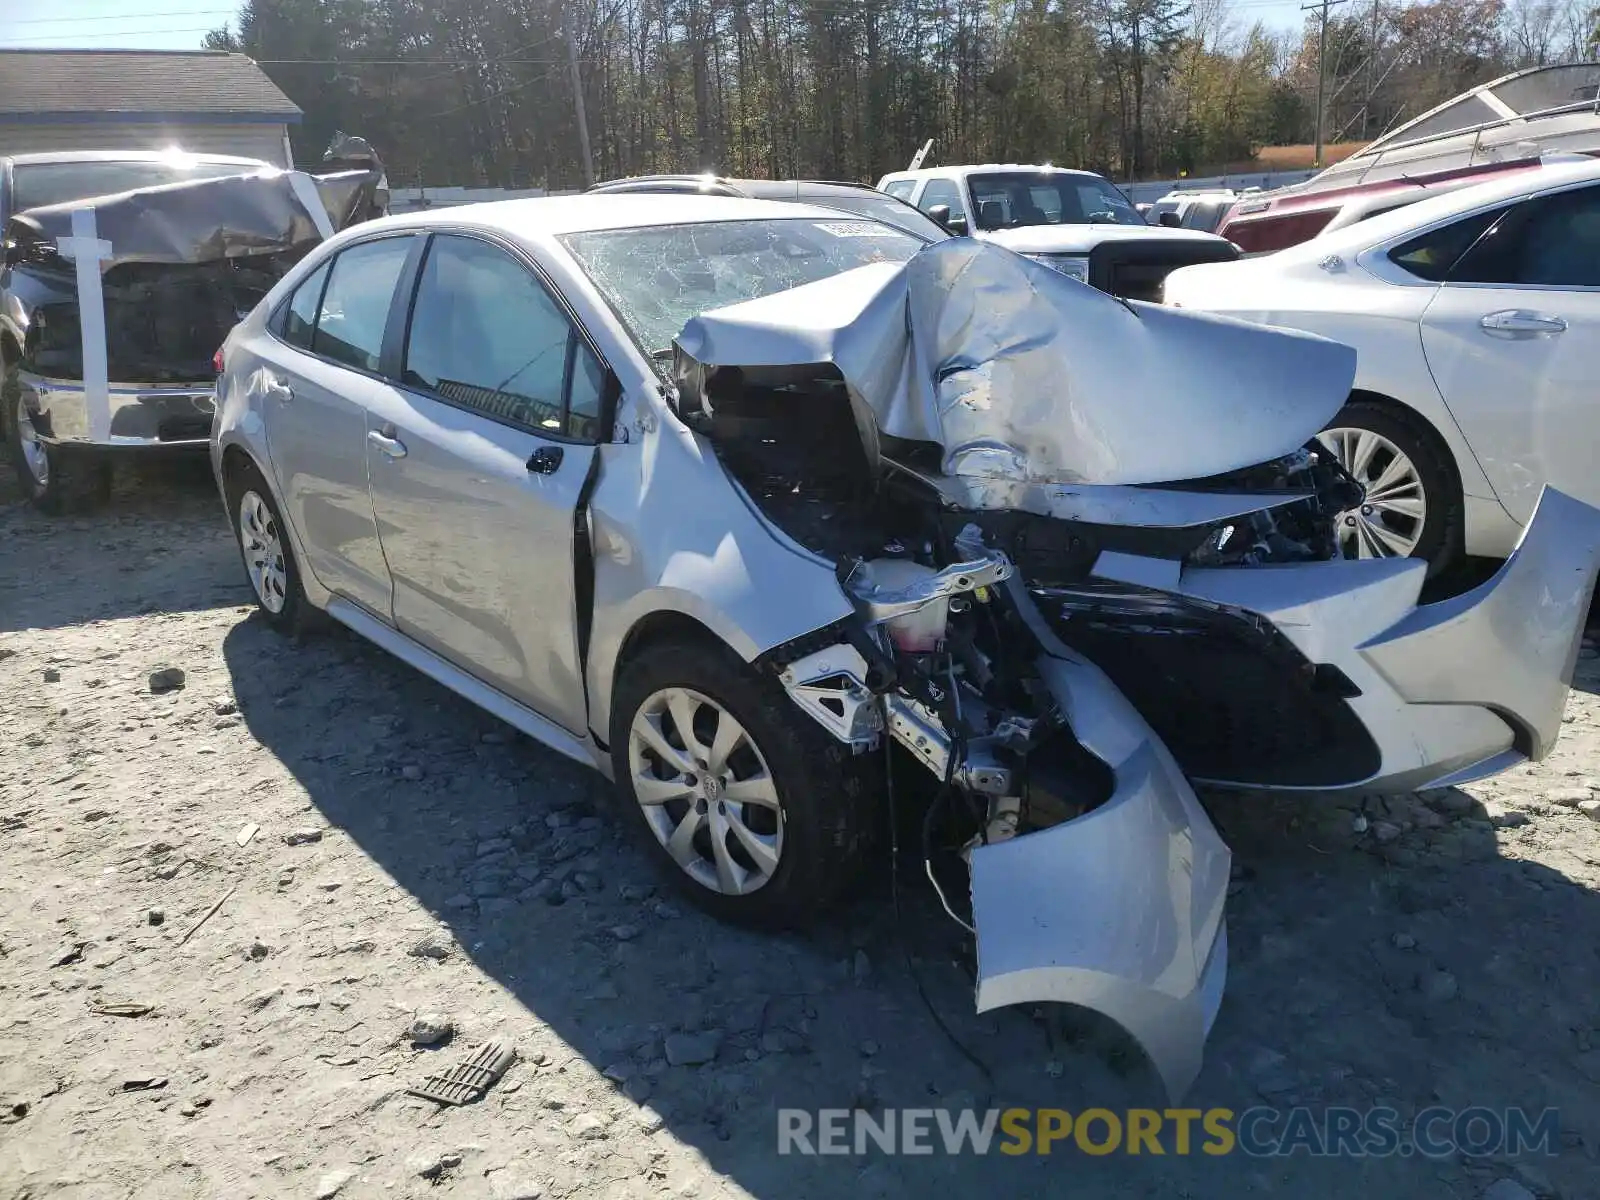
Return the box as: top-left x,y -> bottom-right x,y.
11,161 -> 259,213
560,218 -> 920,358
968,171 -> 1143,231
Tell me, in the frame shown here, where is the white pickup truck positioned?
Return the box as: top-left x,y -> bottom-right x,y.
877,163 -> 1239,302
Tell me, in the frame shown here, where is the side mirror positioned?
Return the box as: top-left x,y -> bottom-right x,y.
1158,211 -> 1182,228
926,204 -> 951,227
2,240 -> 22,268
946,212 -> 969,235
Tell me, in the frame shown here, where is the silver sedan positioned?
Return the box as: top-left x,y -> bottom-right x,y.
212,194 -> 1600,1099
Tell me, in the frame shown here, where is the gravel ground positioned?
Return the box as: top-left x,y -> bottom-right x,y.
4,463 -> 1600,1200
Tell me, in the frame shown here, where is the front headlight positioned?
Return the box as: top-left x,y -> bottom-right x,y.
1026,254 -> 1090,282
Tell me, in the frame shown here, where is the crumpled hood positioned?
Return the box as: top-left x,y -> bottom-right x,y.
5,167 -> 381,269
675,238 -> 1355,487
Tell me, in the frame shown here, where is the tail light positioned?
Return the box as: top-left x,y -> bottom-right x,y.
213,346 -> 225,374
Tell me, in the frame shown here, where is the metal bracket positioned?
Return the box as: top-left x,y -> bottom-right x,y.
778,644 -> 884,751
884,695 -> 1013,794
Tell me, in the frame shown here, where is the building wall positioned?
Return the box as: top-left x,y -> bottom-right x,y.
0,121 -> 291,166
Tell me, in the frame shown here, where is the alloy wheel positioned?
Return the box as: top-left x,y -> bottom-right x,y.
1317,426 -> 1427,560
238,490 -> 288,614
15,395 -> 48,487
628,686 -> 785,896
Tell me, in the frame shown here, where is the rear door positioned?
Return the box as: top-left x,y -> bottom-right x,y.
258,234 -> 419,614
362,232 -> 605,735
1418,183 -> 1600,523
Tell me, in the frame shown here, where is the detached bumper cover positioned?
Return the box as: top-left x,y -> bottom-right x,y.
1176,485 -> 1600,791
971,649 -> 1231,1101
1358,486 -> 1600,764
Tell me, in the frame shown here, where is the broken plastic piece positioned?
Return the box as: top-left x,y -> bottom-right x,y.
407,1042 -> 517,1106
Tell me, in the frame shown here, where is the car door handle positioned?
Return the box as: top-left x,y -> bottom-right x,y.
263,372 -> 294,402
367,428 -> 407,459
526,446 -> 563,475
1480,309 -> 1568,336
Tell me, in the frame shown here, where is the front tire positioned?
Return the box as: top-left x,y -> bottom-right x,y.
609,639 -> 873,928
1318,400 -> 1461,577
223,456 -> 311,632
3,365 -> 112,514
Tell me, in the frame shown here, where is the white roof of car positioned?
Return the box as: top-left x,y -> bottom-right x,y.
883,164 -> 1105,179
1285,156 -> 1600,260
356,193 -> 871,241
5,149 -> 272,167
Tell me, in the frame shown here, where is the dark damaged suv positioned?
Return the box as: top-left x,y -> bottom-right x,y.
1,148 -> 385,511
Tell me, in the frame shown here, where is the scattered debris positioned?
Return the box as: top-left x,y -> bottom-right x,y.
177,883 -> 239,947
89,1001 -> 153,1018
213,698 -> 239,716
147,909 -> 165,927
407,1041 -> 516,1106
43,667 -> 61,683
1578,799 -> 1600,823
148,667 -> 186,693
52,941 -> 88,967
312,1168 -> 355,1199
408,1013 -> 455,1046
284,828 -> 324,846
120,1076 -> 168,1092
236,823 -> 260,847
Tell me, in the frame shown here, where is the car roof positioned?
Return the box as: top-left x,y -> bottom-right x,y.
347,193 -> 877,242
4,150 -> 272,168
1286,156 -> 1600,259
882,164 -> 1106,180
588,175 -> 884,199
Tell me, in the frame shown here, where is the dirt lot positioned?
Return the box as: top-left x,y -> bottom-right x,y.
4,463 -> 1600,1200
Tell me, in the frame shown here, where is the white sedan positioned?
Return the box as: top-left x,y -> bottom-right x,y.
1163,157 -> 1600,574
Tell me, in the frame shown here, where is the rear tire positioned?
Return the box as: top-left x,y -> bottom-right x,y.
1319,399 -> 1461,578
3,364 -> 112,514
223,455 -> 313,633
609,639 -> 873,928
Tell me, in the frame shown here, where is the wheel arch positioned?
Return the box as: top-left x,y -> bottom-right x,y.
596,608 -> 736,749
1341,387 -> 1464,494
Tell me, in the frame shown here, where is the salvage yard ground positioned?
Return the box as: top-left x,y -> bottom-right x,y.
4,464 -> 1600,1200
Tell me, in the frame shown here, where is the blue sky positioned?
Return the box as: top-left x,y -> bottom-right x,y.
0,0 -> 1314,52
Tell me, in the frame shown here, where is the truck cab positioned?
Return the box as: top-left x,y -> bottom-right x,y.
877,164 -> 1239,302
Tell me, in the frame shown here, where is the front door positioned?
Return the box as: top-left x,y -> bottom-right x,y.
257,235 -> 417,614
364,233 -> 605,735
1418,182 -> 1600,524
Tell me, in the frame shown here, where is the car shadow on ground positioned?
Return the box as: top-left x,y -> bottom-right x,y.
220,610 -> 1600,1199
0,458 -> 248,634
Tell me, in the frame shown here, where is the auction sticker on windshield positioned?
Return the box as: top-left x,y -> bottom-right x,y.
813,221 -> 898,238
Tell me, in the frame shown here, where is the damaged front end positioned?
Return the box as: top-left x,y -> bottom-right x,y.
669,237 -> 1600,1097
4,158 -> 385,449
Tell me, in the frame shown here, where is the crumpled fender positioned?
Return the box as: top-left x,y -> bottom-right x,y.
970,636 -> 1231,1101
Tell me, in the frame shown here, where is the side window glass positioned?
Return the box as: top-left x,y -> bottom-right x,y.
1452,187 -> 1600,288
567,339 -> 606,441
312,237 -> 412,371
884,180 -> 915,201
918,179 -> 966,222
280,260 -> 330,351
1388,208 -> 1505,282
404,234 -> 578,437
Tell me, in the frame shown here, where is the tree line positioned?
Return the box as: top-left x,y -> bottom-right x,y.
205,0 -> 1600,189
